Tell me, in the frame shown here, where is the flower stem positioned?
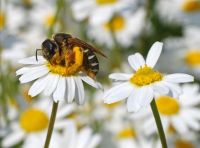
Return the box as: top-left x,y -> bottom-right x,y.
150,99 -> 168,148
44,101 -> 59,148
47,0 -> 64,37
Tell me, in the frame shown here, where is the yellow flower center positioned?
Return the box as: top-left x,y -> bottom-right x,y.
175,140 -> 194,148
181,0 -> 200,12
96,0 -> 117,5
184,50 -> 200,67
44,14 -> 55,28
156,96 -> 180,116
130,65 -> 163,86
104,15 -> 125,32
19,108 -> 49,133
117,128 -> 136,139
104,101 -> 121,109
0,11 -> 6,30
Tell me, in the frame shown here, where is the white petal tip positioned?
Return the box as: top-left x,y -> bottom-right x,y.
155,41 -> 163,46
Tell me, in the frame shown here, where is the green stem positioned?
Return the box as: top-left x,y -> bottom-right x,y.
150,99 -> 168,148
44,101 -> 59,148
47,0 -> 64,37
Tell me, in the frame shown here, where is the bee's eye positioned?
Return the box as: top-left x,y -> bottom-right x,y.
42,39 -> 57,53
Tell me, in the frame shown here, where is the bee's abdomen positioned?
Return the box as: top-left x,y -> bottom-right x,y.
83,49 -> 99,75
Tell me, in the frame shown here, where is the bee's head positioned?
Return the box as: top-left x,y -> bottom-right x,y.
53,33 -> 72,45
41,39 -> 57,61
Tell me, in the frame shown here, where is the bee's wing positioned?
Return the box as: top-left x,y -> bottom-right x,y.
68,37 -> 107,58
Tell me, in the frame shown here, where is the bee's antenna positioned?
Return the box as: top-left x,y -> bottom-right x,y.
35,49 -> 41,61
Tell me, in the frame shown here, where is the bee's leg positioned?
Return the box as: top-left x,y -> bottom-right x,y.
65,50 -> 74,67
80,67 -> 96,79
65,47 -> 83,75
87,71 -> 96,79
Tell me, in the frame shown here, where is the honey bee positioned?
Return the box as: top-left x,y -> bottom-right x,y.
36,33 -> 106,78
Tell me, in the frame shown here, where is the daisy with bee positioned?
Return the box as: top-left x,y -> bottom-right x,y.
17,33 -> 105,103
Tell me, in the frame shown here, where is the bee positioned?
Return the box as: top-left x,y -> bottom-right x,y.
36,33 -> 106,78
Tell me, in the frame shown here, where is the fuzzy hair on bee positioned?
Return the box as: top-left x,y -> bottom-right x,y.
36,33 -> 106,78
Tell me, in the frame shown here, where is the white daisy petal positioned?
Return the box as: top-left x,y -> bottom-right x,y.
89,7 -> 113,25
138,86 -> 154,107
143,117 -> 156,135
64,121 -> 77,148
172,117 -> 188,134
65,77 -> 76,103
180,113 -> 200,130
81,76 -> 102,89
54,120 -> 73,129
127,90 -> 141,112
135,53 -> 145,67
162,81 -> 182,98
128,53 -> 145,71
146,41 -> 163,68
104,82 -> 133,104
87,135 -> 101,148
153,82 -> 169,95
127,86 -> 153,112
28,75 -> 49,97
164,74 -> 194,83
43,74 -> 59,96
53,76 -> 66,102
77,127 -> 92,148
181,109 -> 200,120
66,77 -> 75,103
16,67 -> 30,76
109,73 -> 132,81
19,65 -> 49,83
56,104 -> 75,119
75,77 -> 85,105
72,1 -> 94,21
2,130 -> 25,148
18,56 -> 45,65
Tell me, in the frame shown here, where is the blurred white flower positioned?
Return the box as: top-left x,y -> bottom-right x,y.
60,121 -> 101,148
156,0 -> 200,26
1,2 -> 26,33
113,122 -> 138,148
159,26 -> 200,79
88,8 -> 145,48
29,1 -> 57,31
104,42 -> 194,112
2,99 -> 75,148
2,41 -> 27,65
72,0 -> 135,25
16,55 -> 102,103
22,131 -> 63,148
140,84 -> 200,136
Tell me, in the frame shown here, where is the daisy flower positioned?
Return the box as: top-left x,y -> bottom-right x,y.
22,120 -> 101,148
141,84 -> 200,136
22,131 -> 63,148
2,99 -> 75,147
156,0 -> 200,26
159,26 -> 200,79
72,0 -> 135,25
104,41 -> 194,112
87,8 -> 145,48
113,122 -> 138,148
16,54 -> 102,103
29,1 -> 57,31
60,121 -> 101,148
2,1 -> 26,34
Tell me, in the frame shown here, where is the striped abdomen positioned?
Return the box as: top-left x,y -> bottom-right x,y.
83,48 -> 99,77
